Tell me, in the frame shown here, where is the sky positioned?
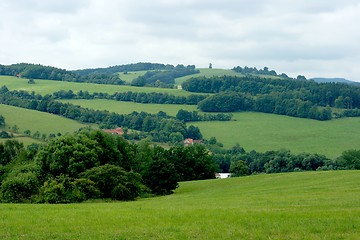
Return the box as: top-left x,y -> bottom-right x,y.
1,0 -> 360,81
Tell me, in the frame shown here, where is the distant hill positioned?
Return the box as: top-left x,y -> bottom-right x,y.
311,77 -> 360,86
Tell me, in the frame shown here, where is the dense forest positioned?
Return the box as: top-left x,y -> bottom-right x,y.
182,75 -> 360,120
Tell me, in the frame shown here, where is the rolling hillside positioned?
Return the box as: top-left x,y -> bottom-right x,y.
1,171 -> 358,239
192,112 -> 360,158
0,76 -> 193,97
0,104 -> 92,136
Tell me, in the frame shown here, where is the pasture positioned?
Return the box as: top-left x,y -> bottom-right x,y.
118,70 -> 148,83
0,104 -> 91,136
0,170 -> 358,239
175,68 -> 243,85
0,76 -> 193,97
59,99 -> 198,116
174,68 -> 282,85
192,112 -> 360,159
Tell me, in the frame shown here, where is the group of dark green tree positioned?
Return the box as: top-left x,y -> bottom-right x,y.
232,66 -> 293,78
209,141 -> 360,177
0,130 -> 217,203
0,62 -> 198,88
182,75 -> 360,120
130,64 -> 199,87
52,89 -> 207,105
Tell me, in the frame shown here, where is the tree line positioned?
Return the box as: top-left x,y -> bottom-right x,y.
232,66 -> 293,78
210,142 -> 360,176
0,62 -> 200,87
53,89 -> 207,105
182,76 -> 360,120
0,63 -> 124,85
0,130 -> 217,203
73,62 -> 170,75
197,91 -> 333,120
182,75 -> 360,108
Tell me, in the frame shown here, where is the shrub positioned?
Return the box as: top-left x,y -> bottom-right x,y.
0,172 -> 40,203
81,164 -> 143,200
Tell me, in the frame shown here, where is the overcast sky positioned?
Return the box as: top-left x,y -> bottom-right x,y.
1,0 -> 359,81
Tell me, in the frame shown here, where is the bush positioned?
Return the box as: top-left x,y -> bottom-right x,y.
230,160 -> 250,177
81,164 -> 143,200
0,172 -> 40,203
338,149 -> 360,170
38,175 -> 100,203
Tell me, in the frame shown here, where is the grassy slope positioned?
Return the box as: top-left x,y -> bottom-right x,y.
0,76 -> 192,97
0,104 -> 90,135
118,70 -> 148,83
175,68 -> 243,85
59,100 -> 360,158
175,68 -> 282,85
0,171 -> 358,239
59,99 -> 198,116
192,112 -> 360,159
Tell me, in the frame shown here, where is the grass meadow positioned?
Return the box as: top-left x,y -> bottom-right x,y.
175,68 -> 243,85
118,70 -> 148,83
0,170 -> 358,239
175,68 -> 282,85
57,100 -> 360,159
0,76 -> 193,97
59,99 -> 198,116
0,104 -> 91,136
192,112 -> 360,159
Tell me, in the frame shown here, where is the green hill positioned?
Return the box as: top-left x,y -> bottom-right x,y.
0,171 -> 358,239
175,68 -> 283,85
192,112 -> 360,158
0,75 -> 193,97
0,104 -> 92,137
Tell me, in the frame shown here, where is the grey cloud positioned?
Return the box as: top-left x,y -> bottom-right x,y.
0,0 -> 359,81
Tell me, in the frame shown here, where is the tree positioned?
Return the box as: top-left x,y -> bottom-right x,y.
81,164 -> 143,200
339,149 -> 360,170
186,125 -> 202,140
230,160 -> 249,177
0,115 -> 5,126
11,125 -> 19,133
35,134 -> 102,178
142,146 -> 178,195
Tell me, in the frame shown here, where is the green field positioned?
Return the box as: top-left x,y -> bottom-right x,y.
175,68 -> 243,85
175,68 -> 282,85
118,70 -> 148,83
0,76 -> 193,97
0,170 -> 358,239
0,136 -> 42,146
192,112 -> 360,159
60,99 -> 198,116
0,104 -> 91,136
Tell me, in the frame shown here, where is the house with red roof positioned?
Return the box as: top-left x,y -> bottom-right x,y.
103,127 -> 124,135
